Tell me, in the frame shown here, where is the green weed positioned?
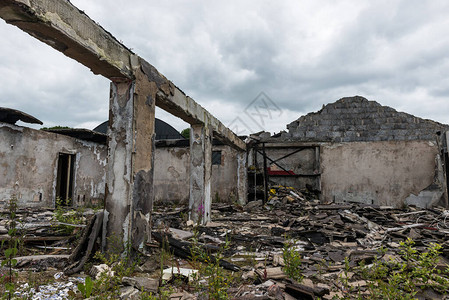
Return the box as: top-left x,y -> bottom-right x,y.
189,227 -> 231,299
336,239 -> 449,299
282,239 -> 303,282
77,276 -> 93,298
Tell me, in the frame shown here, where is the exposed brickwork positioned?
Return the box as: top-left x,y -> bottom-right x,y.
286,96 -> 449,142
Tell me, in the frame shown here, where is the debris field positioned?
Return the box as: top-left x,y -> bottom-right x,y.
3,186 -> 449,299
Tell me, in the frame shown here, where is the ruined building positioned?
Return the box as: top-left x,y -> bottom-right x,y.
1,0 -> 448,254
251,96 -> 449,208
0,109 -> 239,208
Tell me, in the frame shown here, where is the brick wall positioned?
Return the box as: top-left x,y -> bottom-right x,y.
285,96 -> 449,142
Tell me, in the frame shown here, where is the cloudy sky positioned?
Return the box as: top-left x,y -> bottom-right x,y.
1,0 -> 449,135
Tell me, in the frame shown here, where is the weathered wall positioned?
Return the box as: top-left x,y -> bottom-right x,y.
153,144 -> 238,204
154,147 -> 190,204
0,121 -> 238,208
0,122 -> 106,208
320,140 -> 439,207
211,145 -> 239,202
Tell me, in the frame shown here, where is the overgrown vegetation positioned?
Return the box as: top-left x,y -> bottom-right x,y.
336,238 -> 449,299
89,248 -> 137,298
189,227 -> 232,300
1,196 -> 20,300
53,197 -> 85,235
180,128 -> 190,139
40,126 -> 72,130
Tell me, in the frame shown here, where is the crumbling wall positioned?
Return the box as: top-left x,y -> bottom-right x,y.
0,122 -> 106,208
153,144 -> 238,204
320,140 -> 439,207
264,96 -> 449,207
286,96 -> 449,142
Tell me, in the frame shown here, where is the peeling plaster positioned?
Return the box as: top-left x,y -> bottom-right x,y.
1,123 -> 106,208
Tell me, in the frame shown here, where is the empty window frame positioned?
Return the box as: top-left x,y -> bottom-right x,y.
212,150 -> 222,165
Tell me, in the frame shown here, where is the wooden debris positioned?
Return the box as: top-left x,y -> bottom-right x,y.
255,267 -> 287,280
64,211 -> 103,275
152,231 -> 240,272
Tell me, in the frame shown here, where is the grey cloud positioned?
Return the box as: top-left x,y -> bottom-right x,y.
1,0 -> 449,133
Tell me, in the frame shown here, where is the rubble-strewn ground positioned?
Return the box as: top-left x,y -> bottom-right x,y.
2,188 -> 449,299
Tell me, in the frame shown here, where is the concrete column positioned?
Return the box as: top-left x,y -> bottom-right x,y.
104,66 -> 156,253
237,151 -> 248,205
189,124 -> 212,224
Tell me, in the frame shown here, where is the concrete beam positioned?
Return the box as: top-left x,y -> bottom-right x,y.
104,66 -> 156,252
0,0 -> 245,150
189,124 -> 212,224
155,87 -> 246,151
0,0 -> 134,78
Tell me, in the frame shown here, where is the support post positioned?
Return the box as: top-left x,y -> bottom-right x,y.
104,65 -> 156,253
262,143 -> 268,205
237,151 -> 248,205
189,124 -> 212,224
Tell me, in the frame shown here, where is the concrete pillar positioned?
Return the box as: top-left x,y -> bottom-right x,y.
189,124 -> 212,224
237,151 -> 248,205
104,66 -> 156,253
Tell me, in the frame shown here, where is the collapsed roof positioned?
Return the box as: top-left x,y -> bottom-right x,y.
284,96 -> 449,142
0,107 -> 43,125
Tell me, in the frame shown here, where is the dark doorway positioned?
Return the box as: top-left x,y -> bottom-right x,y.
56,153 -> 75,206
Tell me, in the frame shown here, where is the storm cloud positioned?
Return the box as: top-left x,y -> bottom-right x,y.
1,0 -> 448,134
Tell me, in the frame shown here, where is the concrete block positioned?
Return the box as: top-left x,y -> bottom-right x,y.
419,134 -> 436,140
345,131 -> 359,138
292,131 -> 305,138
341,136 -> 353,142
320,119 -> 332,126
368,124 -> 381,130
305,131 -> 317,138
330,131 -> 342,138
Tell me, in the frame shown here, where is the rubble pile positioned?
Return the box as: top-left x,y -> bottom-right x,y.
2,191 -> 449,299
0,208 -> 93,254
153,187 -> 449,299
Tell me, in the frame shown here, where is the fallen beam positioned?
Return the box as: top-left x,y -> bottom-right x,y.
152,231 -> 240,272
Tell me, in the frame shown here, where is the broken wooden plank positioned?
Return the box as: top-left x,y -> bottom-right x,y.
316,205 -> 353,210
285,282 -> 329,298
152,231 -> 240,272
14,254 -> 70,269
64,211 -> 103,275
386,223 -> 426,233
255,267 -> 287,280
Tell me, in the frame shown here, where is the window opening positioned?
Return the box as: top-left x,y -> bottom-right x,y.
212,151 -> 222,165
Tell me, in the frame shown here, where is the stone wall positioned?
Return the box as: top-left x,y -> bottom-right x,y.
286,96 -> 449,142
